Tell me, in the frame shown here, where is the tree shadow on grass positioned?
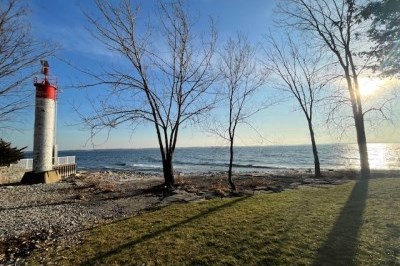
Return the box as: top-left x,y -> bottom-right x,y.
313,180 -> 369,265
81,196 -> 251,265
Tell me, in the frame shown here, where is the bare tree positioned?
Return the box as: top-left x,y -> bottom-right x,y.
264,34 -> 333,177
324,76 -> 398,141
83,0 -> 217,188
0,0 -> 55,129
209,35 -> 266,191
278,0 -> 372,179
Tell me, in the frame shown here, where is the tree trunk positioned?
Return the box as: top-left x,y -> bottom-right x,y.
163,154 -> 175,188
348,51 -> 371,180
307,119 -> 322,177
354,112 -> 371,179
228,140 -> 236,191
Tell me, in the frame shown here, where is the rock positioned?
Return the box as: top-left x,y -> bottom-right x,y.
163,190 -> 203,203
289,182 -> 302,188
253,186 -> 269,191
72,181 -> 85,187
203,192 -> 216,200
240,190 -> 254,196
267,186 -> 284,193
254,190 -> 273,194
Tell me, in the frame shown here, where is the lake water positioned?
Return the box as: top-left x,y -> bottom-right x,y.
53,143 -> 400,174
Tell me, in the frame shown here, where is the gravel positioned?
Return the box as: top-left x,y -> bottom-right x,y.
0,172 -> 165,241
0,168 -> 359,264
0,171 -> 174,264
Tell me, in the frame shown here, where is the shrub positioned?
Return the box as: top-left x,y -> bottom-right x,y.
0,139 -> 26,166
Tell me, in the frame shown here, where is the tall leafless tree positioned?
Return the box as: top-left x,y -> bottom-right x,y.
278,0 -> 372,179
209,35 -> 266,191
264,34 -> 333,177
83,0 -> 217,188
0,0 -> 55,129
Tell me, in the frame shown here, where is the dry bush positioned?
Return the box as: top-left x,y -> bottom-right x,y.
210,181 -> 230,196
175,174 -> 185,186
96,181 -> 117,193
83,174 -> 117,193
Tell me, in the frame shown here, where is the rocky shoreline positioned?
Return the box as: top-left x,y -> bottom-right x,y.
1,169 -> 396,264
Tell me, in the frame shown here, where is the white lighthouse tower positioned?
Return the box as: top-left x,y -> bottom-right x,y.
21,60 -> 61,184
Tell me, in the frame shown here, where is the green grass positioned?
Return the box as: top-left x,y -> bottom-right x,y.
27,178 -> 400,265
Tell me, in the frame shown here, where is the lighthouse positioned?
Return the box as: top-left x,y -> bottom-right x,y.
21,60 -> 61,184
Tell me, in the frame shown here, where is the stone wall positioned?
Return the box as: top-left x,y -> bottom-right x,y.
0,165 -> 26,184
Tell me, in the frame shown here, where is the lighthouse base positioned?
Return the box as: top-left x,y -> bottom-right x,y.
20,170 -> 61,185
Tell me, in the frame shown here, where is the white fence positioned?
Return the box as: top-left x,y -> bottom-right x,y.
56,156 -> 76,166
14,156 -> 76,170
15,159 -> 33,170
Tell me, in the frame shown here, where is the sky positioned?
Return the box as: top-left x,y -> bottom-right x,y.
5,0 -> 400,151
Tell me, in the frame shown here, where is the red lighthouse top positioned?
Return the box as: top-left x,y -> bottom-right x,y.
34,60 -> 57,101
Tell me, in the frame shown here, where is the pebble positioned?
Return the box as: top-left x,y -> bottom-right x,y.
1,169 -> 337,264
0,172 -> 163,240
0,172 -> 166,265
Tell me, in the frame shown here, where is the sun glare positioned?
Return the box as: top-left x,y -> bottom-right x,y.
358,78 -> 384,97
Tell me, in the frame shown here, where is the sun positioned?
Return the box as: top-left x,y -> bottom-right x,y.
358,77 -> 384,97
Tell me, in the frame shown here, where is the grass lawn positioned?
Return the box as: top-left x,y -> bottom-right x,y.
26,178 -> 400,265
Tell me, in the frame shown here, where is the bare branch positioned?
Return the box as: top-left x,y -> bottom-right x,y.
263,32 -> 332,177
0,0 -> 56,130
277,0 -> 382,178
82,0 -> 217,187
208,33 -> 268,190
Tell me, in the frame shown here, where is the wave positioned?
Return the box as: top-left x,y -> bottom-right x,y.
173,160 -> 224,167
174,160 -> 284,170
131,163 -> 161,169
231,163 -> 284,169
104,160 -> 286,172
69,143 -> 400,173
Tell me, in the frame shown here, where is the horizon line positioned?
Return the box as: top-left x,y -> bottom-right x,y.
23,142 -> 400,152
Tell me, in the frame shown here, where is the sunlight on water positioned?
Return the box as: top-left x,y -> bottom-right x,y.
368,143 -> 399,169
342,143 -> 400,170
368,143 -> 387,169
54,143 -> 400,173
